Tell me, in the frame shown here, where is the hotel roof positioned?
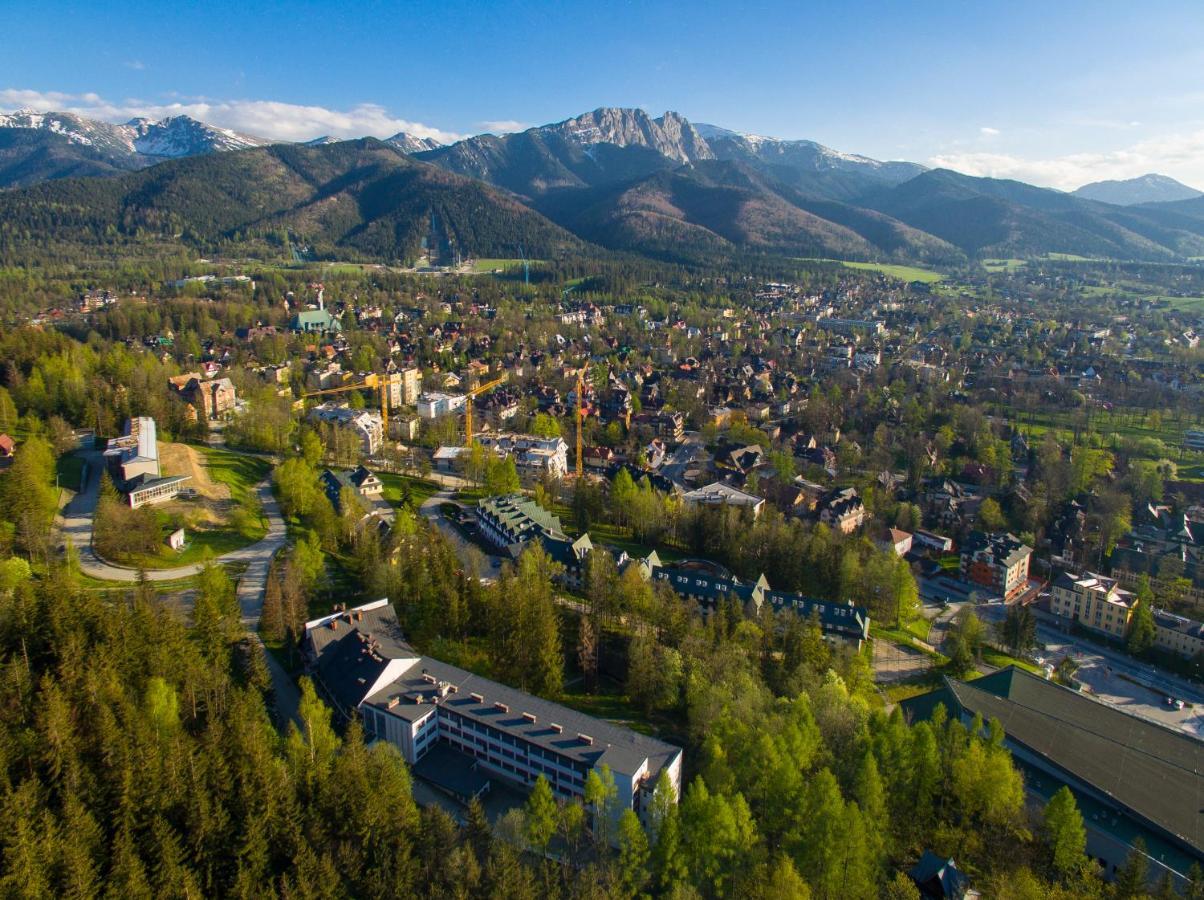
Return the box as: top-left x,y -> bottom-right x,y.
305,600 -> 681,780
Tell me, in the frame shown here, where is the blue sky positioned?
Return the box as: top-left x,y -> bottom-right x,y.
4,0 -> 1204,189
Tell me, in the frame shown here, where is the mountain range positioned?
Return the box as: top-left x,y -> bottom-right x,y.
3,105 -> 1204,265
1071,173 -> 1203,206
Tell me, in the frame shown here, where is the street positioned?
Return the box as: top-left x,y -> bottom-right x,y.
975,603 -> 1204,738
55,448 -> 298,728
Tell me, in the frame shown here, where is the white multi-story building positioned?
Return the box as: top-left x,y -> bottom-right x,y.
417,391 -> 467,419
475,432 -> 569,479
304,600 -> 682,822
309,403 -> 384,456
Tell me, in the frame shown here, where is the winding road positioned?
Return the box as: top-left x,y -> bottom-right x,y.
59,449 -> 288,589
56,448 -> 299,726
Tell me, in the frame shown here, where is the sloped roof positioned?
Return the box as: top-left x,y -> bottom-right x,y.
904,667 -> 1203,857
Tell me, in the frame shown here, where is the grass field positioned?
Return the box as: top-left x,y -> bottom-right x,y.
1011,404 -> 1198,452
1156,295 -> 1204,312
1044,252 -> 1099,262
795,258 -> 944,283
550,504 -> 687,564
194,446 -> 272,510
378,472 -> 440,509
56,453 -> 85,491
982,258 -> 1027,272
839,261 -> 944,283
557,683 -> 655,736
119,446 -> 271,569
470,258 -> 533,273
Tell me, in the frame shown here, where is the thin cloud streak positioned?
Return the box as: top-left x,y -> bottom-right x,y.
478,119 -> 529,134
930,128 -> 1204,191
0,88 -> 463,144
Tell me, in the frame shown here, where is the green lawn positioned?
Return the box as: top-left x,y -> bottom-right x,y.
1178,463 -> 1204,484
551,504 -> 686,563
56,454 -> 85,491
118,447 -> 271,570
872,626 -> 943,658
982,258 -> 1027,272
1157,295 -> 1204,313
1044,252 -> 1099,262
378,472 -> 440,509
839,261 -> 944,283
470,257 -> 539,273
980,646 -> 1043,675
794,258 -> 943,283
195,446 -> 272,509
557,685 -> 654,735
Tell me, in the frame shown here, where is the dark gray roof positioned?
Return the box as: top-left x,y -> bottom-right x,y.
907,667 -> 1203,857
307,600 -> 681,781
366,655 -> 680,779
962,531 -> 1032,568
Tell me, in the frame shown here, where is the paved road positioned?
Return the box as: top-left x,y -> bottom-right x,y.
659,432 -> 703,487
975,603 -> 1204,738
58,449 -> 287,584
56,448 -> 299,727
418,488 -> 503,581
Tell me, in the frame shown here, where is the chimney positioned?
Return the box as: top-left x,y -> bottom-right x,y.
387,697 -> 399,709
470,692 -> 485,703
521,712 -> 537,724
549,723 -> 563,734
494,702 -> 509,714
577,733 -> 594,746
329,619 -> 338,630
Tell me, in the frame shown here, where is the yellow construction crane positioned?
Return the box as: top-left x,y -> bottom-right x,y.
575,366 -> 586,478
463,373 -> 508,447
297,372 -> 396,436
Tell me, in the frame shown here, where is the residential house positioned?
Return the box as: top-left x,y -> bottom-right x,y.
309,403 -> 384,456
960,531 -> 1032,600
819,488 -> 866,534
1151,609 -> 1204,661
877,527 -> 914,557
682,482 -> 766,519
168,373 -> 237,421
417,392 -> 467,419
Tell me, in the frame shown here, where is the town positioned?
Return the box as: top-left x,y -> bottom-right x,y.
1,244 -> 1201,898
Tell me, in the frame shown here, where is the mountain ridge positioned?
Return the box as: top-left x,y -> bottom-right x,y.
1072,173 -> 1203,206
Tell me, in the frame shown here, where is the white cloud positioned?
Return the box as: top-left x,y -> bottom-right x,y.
979,126 -> 1000,137
930,127 -> 1204,191
0,87 -> 462,144
123,60 -> 146,71
478,119 -> 528,134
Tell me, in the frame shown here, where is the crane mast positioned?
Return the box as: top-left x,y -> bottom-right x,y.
463,374 -> 508,447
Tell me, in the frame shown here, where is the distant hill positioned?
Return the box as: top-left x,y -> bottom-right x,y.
0,109 -> 267,187
859,168 -> 1204,259
0,139 -> 582,262
1072,173 -> 1202,206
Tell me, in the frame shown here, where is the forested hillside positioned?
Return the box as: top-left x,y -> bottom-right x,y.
0,140 -> 583,265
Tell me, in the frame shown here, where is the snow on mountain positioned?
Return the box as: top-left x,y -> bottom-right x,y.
0,109 -> 139,154
1072,173 -> 1204,206
696,121 -> 922,181
541,108 -> 714,163
128,116 -> 265,158
385,132 -> 443,154
0,109 -> 265,160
